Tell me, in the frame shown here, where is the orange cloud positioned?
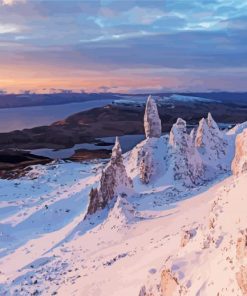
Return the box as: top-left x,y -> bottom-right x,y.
0,61 -> 181,93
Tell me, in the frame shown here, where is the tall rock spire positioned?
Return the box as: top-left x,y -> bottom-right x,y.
207,112 -> 219,131
144,95 -> 161,138
85,137 -> 133,217
169,118 -> 204,186
111,136 -> 122,165
195,117 -> 210,149
195,113 -> 227,158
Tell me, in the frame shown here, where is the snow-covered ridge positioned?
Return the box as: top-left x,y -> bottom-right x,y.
169,94 -> 218,103
1,95 -> 247,295
86,95 -> 246,217
114,94 -> 219,105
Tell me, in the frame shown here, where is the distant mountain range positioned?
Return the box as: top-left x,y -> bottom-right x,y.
0,92 -> 247,109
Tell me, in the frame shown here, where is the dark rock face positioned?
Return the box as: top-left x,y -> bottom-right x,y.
69,149 -> 111,162
86,188 -> 102,216
139,150 -> 152,184
0,149 -> 51,179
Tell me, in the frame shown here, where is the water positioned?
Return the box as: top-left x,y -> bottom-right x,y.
0,100 -> 113,133
31,134 -> 145,159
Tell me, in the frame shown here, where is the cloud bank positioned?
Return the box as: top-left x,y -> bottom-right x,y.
0,0 -> 246,93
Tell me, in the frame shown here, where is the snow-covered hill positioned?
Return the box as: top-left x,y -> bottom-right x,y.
169,94 -> 218,103
141,172 -> 247,296
0,96 -> 247,296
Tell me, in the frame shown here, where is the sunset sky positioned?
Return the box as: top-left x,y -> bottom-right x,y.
0,0 -> 247,93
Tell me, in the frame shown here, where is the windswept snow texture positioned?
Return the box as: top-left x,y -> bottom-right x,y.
142,172 -> 247,296
1,117 -> 247,295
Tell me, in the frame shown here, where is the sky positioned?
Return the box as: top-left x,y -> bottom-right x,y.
0,0 -> 247,94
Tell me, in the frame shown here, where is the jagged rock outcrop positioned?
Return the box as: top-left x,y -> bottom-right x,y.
139,97 -> 163,184
195,117 -> 209,149
236,231 -> 247,295
231,129 -> 247,175
86,188 -> 102,216
236,230 -> 247,261
180,229 -> 196,248
126,137 -> 167,185
85,137 -> 133,217
126,96 -> 165,185
169,118 -> 204,186
125,136 -> 167,185
139,150 -> 153,184
160,269 -> 180,296
144,95 -> 161,138
195,113 -> 227,159
236,266 -> 247,295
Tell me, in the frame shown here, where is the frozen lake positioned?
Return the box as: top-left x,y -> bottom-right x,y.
31,134 -> 146,159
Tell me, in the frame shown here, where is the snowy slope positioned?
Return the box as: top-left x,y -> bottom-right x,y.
142,172 -> 247,296
2,164 -> 245,296
1,98 -> 247,295
0,161 -> 105,288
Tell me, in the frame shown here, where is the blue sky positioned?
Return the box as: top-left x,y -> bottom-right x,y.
0,0 -> 246,93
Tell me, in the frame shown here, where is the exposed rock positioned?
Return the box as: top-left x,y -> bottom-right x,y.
195,118 -> 209,149
85,137 -> 133,217
69,149 -> 110,162
125,96 -> 167,183
0,149 -> 51,179
139,150 -> 153,184
180,229 -> 195,248
138,285 -> 155,296
126,136 -> 167,185
208,216 -> 216,230
235,231 -> 247,294
202,234 -> 213,249
144,95 -> 162,138
86,188 -> 102,216
139,286 -> 147,296
236,231 -> 247,262
169,118 -> 204,186
236,266 -> 247,296
232,129 -> 247,175
195,113 -> 227,160
160,269 -> 179,296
